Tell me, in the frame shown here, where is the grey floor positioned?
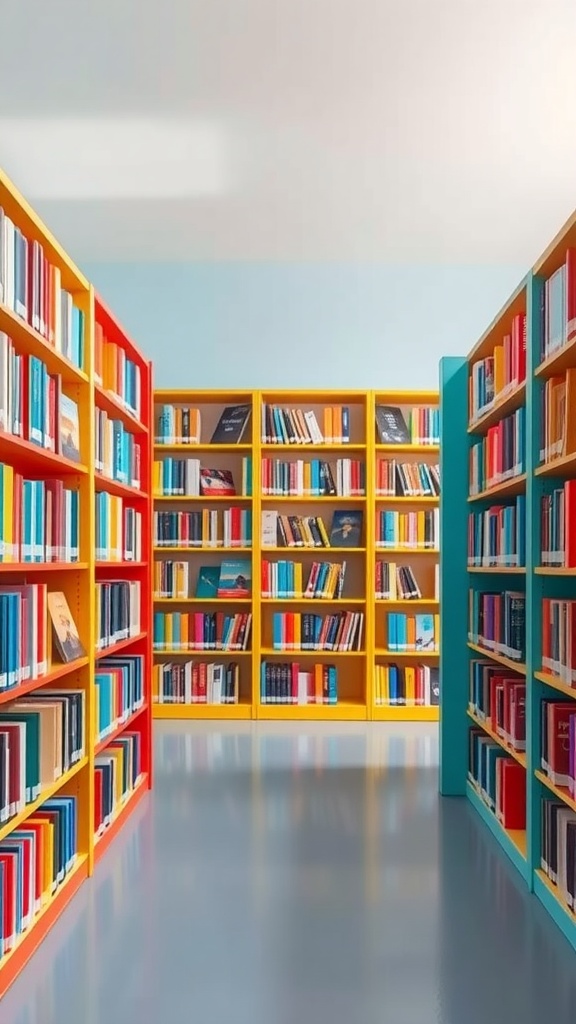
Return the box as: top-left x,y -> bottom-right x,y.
2,722 -> 576,1024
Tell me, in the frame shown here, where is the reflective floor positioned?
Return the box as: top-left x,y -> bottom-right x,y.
2,722 -> 576,1023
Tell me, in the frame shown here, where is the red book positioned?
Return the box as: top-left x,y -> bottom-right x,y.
291,662 -> 299,705
0,723 -> 25,816
198,663 -> 207,703
547,702 -> 574,786
566,249 -> 576,344
23,821 -> 45,910
0,851 -> 17,950
500,760 -> 526,829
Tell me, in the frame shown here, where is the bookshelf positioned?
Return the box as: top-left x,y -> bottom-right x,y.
153,388 -> 440,720
440,208 -> 576,952
0,167 -> 152,995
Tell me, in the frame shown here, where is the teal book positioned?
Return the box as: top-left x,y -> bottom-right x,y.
415,614 -> 435,651
218,559 -> 251,597
196,566 -> 221,598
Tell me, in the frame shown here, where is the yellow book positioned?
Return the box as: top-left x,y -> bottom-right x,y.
28,817 -> 55,900
181,613 -> 189,648
326,563 -> 338,598
417,510 -> 425,547
165,614 -> 173,649
108,749 -> 125,809
294,562 -> 303,598
304,462 -> 311,495
405,666 -> 415,706
316,517 -> 330,547
298,516 -> 314,547
294,614 -> 301,650
153,460 -> 162,495
202,508 -> 210,544
324,407 -> 333,445
1,463 -> 14,561
493,344 -> 505,398
434,614 -> 440,650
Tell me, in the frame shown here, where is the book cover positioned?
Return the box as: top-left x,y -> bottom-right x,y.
47,592 -> 86,663
375,405 -> 411,445
218,559 -> 251,597
210,405 -> 252,444
200,468 -> 236,496
59,394 -> 81,462
415,614 -> 435,651
195,567 -> 221,598
329,511 -> 363,547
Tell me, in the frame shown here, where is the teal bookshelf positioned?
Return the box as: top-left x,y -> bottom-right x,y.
441,208 -> 576,952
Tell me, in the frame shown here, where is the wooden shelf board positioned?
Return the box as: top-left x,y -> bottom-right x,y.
95,473 -> 146,501
0,657 -> 89,706
535,334 -> 576,378
375,547 -> 438,555
535,769 -> 576,813
467,642 -> 526,675
467,707 -> 527,768
95,383 -> 148,434
372,705 -> 439,721
257,702 -> 367,721
534,871 -> 576,951
262,546 -> 365,553
154,442 -> 252,451
94,775 -> 149,864
95,704 -> 149,755
96,560 -> 148,570
96,632 -> 147,659
0,852 -> 88,999
0,562 -> 88,573
0,431 -> 89,476
153,545 -> 252,553
375,496 -> 439,504
466,780 -> 528,879
375,649 -> 439,658
375,598 -> 439,606
261,495 -> 366,503
0,755 -> 88,845
261,443 -> 367,452
154,596 -> 252,604
535,452 -> 576,479
375,444 -> 439,453
468,565 -> 526,574
467,381 -> 526,434
535,566 -> 576,575
261,597 -> 366,605
468,474 -> 527,502
152,703 -> 252,720
155,494 -> 252,503
534,670 -> 576,698
261,648 -> 364,657
153,648 -> 251,657
0,303 -> 89,385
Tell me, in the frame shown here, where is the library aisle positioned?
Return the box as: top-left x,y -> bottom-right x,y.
1,722 -> 575,1024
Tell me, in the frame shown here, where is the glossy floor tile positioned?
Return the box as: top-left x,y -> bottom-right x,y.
2,722 -> 576,1023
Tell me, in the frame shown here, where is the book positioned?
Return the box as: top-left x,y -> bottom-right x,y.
329,510 -> 363,547
468,497 -> 526,567
210,405 -> 251,444
271,610 -> 363,652
217,559 -> 251,597
153,611 -> 252,652
376,509 -> 439,550
96,580 -> 141,650
195,566 -> 221,598
154,507 -> 251,548
154,661 -> 240,705
199,468 -> 236,496
375,406 -> 410,444
47,592 -> 86,663
59,394 -> 80,462
468,589 -> 525,663
261,458 -> 365,497
468,314 -> 526,422
469,407 -> 525,494
374,663 -> 439,706
260,661 -> 338,704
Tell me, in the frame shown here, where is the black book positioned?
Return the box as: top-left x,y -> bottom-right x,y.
375,405 -> 411,445
210,405 -> 252,444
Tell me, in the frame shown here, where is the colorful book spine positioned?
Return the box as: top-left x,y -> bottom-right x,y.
374,664 -> 439,706
467,496 -> 526,567
261,405 -> 350,445
95,494 -> 142,562
0,584 -> 49,689
541,598 -> 576,684
95,656 -> 145,743
541,481 -> 576,568
153,458 -> 251,497
385,612 -> 439,652
153,611 -> 252,652
540,249 -> 576,361
96,581 -> 142,651
468,589 -> 526,662
260,661 -> 338,704
0,464 -> 79,563
94,410 -> 141,488
261,512 -> 331,549
468,313 -> 526,421
154,661 -> 240,704
468,407 -> 525,494
540,798 -> 576,906
468,729 -> 526,825
270,611 -> 363,652
468,659 -> 525,751
405,407 -> 440,445
154,405 -> 201,444
376,460 -> 440,496
154,561 -> 191,599
94,732 -> 142,836
261,458 -> 365,496
375,562 -> 422,600
94,324 -> 142,417
261,560 -> 346,599
375,509 -> 439,549
153,508 -> 252,548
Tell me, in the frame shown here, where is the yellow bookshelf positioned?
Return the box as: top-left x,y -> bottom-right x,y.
152,388 -> 440,720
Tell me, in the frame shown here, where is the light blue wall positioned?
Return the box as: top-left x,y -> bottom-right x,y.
84,262 -> 526,388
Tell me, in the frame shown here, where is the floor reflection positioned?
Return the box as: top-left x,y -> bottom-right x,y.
1,723 -> 576,1024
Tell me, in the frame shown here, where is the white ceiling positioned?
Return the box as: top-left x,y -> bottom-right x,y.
1,0 -> 576,263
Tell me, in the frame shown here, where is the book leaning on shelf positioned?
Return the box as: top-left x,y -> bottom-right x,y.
467,496 -> 526,567
261,560 -> 346,599
468,312 -> 526,422
374,664 -> 439,706
0,212 -> 85,370
271,610 -> 363,652
540,369 -> 576,465
261,458 -> 365,496
0,464 -> 79,563
468,590 -> 525,663
260,662 -> 338,704
375,562 -> 427,600
262,404 -> 350,444
375,405 -> 439,445
154,661 -> 241,705
261,509 -> 363,549
154,507 -> 252,548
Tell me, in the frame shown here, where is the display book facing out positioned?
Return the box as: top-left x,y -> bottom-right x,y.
152,389 -> 440,720
0,168 -> 152,997
440,208 -> 576,954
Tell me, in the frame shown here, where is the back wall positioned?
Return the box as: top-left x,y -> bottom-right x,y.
84,262 -> 526,389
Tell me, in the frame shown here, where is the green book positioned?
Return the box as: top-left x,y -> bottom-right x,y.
0,711 -> 41,802
195,566 -> 221,598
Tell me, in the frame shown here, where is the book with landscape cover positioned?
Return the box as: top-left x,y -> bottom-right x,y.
48,592 -> 86,663
195,566 -> 221,598
210,405 -> 252,444
218,559 -> 252,597
375,405 -> 411,445
329,511 -> 363,547
200,468 -> 236,496
59,395 -> 81,462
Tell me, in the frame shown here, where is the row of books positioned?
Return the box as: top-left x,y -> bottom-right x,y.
541,799 -> 576,911
468,312 -> 526,421
271,611 -> 364,652
154,508 -> 252,549
468,660 -> 525,752
153,611 -> 252,651
375,562 -> 428,600
262,404 -> 350,445
96,581 -> 141,651
95,655 -> 145,744
94,409 -> 142,488
375,509 -> 439,550
260,661 -> 338,704
154,558 -> 252,599
0,692 -> 85,820
262,509 -> 362,548
468,589 -> 526,663
94,324 -> 142,418
469,408 -> 525,495
540,249 -> 576,362
95,495 -> 142,563
386,612 -> 438,652
0,337 -> 81,462
541,699 -> 576,791
0,584 -> 50,689
95,732 -> 142,836
0,795 -> 78,958
541,483 -> 576,567
154,661 -> 241,705
467,497 -> 526,567
375,460 -> 440,497
261,457 -> 365,497
468,730 -> 526,829
374,664 -> 439,706
539,369 -> 576,465
0,209 -> 85,370
376,405 -> 439,446
261,559 -> 346,599
0,465 -> 79,563
542,598 -> 576,683
153,459 -> 252,498
155,403 -> 251,445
